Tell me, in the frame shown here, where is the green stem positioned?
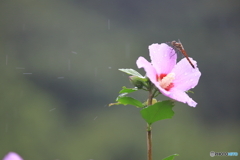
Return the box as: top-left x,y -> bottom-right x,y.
147,84 -> 154,106
153,88 -> 160,98
147,88 -> 153,160
147,123 -> 152,160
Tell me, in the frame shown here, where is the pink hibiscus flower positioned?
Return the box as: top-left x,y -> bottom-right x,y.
136,43 -> 201,107
2,152 -> 23,160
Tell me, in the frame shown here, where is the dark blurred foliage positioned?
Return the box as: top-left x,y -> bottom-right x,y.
0,0 -> 240,159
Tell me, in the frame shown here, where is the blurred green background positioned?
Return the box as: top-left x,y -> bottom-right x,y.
0,0 -> 239,159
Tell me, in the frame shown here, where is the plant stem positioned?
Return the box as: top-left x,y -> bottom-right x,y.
147,123 -> 152,160
147,88 -> 153,160
147,85 -> 153,106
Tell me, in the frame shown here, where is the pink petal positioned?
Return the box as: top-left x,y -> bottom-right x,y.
3,152 -> 23,160
136,56 -> 157,83
149,43 -> 177,74
169,88 -> 197,107
172,57 -> 201,91
136,56 -> 171,96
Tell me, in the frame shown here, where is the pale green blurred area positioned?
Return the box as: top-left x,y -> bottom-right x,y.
1,0 -> 240,160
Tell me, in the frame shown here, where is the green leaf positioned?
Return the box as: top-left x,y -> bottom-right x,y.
109,87 -> 144,107
119,86 -> 138,94
162,154 -> 179,160
117,97 -> 144,108
140,100 -> 174,125
119,68 -> 145,78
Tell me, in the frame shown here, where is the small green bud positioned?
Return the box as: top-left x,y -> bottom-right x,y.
151,98 -> 158,105
144,98 -> 158,106
129,76 -> 145,89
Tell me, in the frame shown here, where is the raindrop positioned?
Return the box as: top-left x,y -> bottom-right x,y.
108,66 -> 112,69
189,79 -> 193,82
125,43 -> 130,59
16,67 -> 25,69
6,55 -> 8,65
94,68 -> 98,77
107,19 -> 111,30
5,124 -> 8,132
49,108 -> 56,112
93,116 -> 98,120
68,59 -> 71,71
184,72 -> 188,75
23,73 -> 32,75
71,51 -> 77,54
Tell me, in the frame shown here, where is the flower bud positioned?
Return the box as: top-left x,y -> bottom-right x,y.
144,98 -> 158,106
129,76 -> 145,89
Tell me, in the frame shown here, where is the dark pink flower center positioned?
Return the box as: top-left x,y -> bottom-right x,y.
156,73 -> 175,91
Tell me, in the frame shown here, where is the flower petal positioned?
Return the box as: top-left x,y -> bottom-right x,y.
136,56 -> 157,83
3,152 -> 23,160
169,88 -> 197,107
172,57 -> 201,91
149,43 -> 177,74
136,56 -> 171,96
